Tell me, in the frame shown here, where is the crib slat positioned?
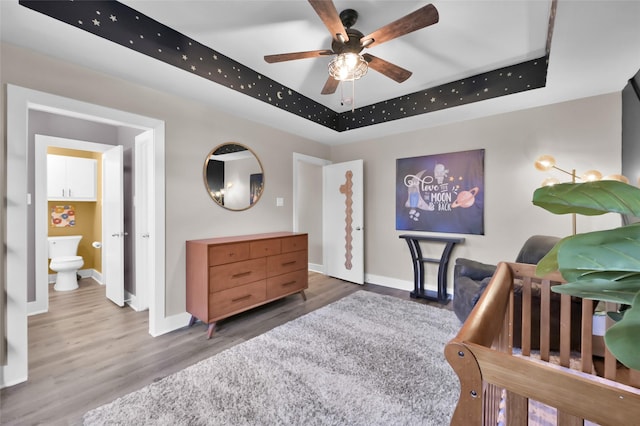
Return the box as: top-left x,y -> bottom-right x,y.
505,390 -> 528,426
521,276 -> 532,356
580,299 -> 593,373
540,279 -> 551,361
484,383 -> 500,426
557,410 -> 584,426
603,302 -> 617,381
560,293 -> 571,367
630,368 -> 640,388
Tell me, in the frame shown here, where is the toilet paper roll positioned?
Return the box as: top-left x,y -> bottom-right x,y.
92,241 -> 102,249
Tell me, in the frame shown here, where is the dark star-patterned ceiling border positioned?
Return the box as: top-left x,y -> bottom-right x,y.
19,0 -> 551,133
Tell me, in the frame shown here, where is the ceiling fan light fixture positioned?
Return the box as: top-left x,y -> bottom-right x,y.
328,52 -> 368,81
360,38 -> 374,48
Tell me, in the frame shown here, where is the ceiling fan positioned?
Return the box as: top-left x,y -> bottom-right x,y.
264,0 -> 439,95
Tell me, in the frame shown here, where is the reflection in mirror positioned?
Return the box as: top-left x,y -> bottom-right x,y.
204,143 -> 264,211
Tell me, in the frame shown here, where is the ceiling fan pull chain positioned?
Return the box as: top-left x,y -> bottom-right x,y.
352,79 -> 356,113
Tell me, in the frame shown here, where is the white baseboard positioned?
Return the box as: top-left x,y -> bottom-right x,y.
90,269 -> 104,285
308,263 -> 323,273
365,273 -> 414,291
364,273 -> 453,299
125,291 -> 148,312
47,268 -> 97,284
150,312 -> 192,337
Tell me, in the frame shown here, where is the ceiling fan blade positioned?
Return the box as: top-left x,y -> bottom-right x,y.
264,50 -> 334,63
321,76 -> 340,95
308,0 -> 349,43
360,4 -> 439,49
362,54 -> 412,83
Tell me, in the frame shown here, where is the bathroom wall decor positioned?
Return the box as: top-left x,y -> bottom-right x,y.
51,205 -> 76,227
396,149 -> 484,235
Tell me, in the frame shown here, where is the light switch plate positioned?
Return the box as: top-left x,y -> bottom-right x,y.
276,197 -> 284,207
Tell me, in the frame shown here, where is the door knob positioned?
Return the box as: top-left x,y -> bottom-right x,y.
355,226 -> 362,231
142,233 -> 150,238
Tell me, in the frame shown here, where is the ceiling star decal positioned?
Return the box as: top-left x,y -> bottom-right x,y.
19,0 -> 550,133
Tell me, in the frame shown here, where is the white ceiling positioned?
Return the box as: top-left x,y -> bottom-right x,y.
2,1 -> 640,145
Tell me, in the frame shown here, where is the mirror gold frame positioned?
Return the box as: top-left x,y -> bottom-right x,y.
203,142 -> 265,211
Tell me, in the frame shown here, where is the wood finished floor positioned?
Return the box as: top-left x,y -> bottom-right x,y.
0,273 -> 450,425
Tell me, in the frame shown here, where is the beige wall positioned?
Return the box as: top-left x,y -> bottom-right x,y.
331,93 -> 622,291
1,42 -> 330,316
0,41 -> 623,314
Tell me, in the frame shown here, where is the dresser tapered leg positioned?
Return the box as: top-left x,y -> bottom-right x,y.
207,323 -> 216,339
188,315 -> 197,327
300,290 -> 307,301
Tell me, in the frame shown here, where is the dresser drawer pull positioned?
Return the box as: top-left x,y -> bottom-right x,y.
281,281 -> 297,287
282,261 -> 297,267
231,271 -> 252,279
231,294 -> 251,303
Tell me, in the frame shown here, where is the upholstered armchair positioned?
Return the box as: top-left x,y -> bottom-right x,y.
453,235 -> 586,350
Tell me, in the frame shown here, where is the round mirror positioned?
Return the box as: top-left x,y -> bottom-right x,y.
203,143 -> 264,211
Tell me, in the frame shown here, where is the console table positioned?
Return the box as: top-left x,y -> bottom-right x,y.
399,234 -> 464,304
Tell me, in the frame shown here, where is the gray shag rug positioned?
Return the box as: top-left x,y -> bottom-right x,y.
83,291 -> 461,425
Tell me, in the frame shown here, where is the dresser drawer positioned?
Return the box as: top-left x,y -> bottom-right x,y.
267,250 -> 308,277
209,258 -> 266,292
208,242 -> 250,266
208,280 -> 266,319
281,235 -> 308,253
266,269 -> 308,299
250,239 -> 281,258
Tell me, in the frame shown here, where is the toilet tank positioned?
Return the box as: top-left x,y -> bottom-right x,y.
48,235 -> 82,258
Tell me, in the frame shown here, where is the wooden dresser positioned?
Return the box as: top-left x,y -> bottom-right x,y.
186,232 -> 308,338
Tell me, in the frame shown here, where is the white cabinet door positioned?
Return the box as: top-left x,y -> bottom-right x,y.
47,154 -> 97,201
46,154 -> 68,199
67,156 -> 97,200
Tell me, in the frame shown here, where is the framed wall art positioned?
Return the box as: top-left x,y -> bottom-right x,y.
396,149 -> 484,235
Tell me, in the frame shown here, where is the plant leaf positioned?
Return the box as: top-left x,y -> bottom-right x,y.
551,279 -> 640,305
556,225 -> 640,278
576,271 -> 640,281
532,180 -> 640,216
535,237 -> 564,276
604,291 -> 640,370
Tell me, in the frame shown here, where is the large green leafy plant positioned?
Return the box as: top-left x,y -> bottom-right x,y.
533,180 -> 640,370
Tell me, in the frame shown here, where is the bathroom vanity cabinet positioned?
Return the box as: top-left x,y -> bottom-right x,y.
47,154 -> 97,201
186,232 -> 308,338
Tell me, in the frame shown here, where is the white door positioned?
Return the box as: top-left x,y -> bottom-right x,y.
323,160 -> 364,284
134,130 -> 153,311
103,145 -> 125,306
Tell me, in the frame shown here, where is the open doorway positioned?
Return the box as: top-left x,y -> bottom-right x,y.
32,132 -> 144,315
293,153 -> 330,273
3,85 -> 169,388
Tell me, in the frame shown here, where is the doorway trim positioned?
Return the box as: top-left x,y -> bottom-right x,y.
3,84 -> 169,388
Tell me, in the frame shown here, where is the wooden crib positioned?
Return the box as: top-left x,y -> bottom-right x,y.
445,262 -> 640,425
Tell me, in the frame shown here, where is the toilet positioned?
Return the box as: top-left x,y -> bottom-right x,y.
48,235 -> 84,291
